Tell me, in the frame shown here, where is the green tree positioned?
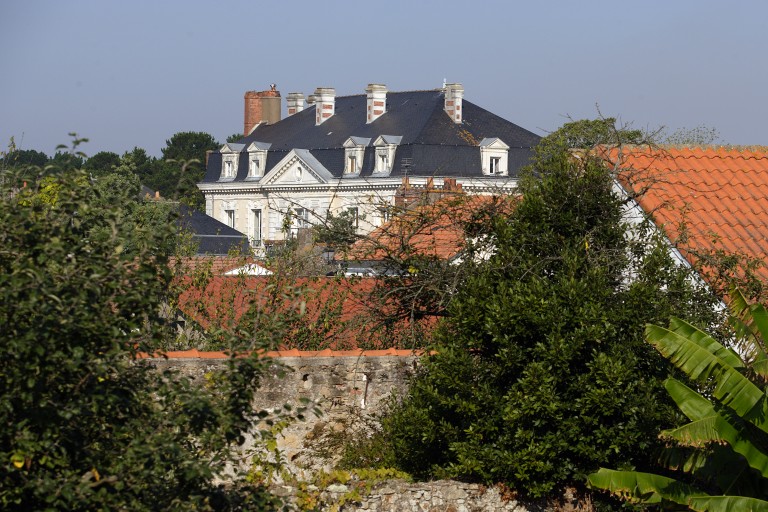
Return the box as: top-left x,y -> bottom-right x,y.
589,289 -> 768,511
376,122 -> 720,499
1,148 -> 49,168
0,157 -> 281,509
84,150 -> 121,176
148,131 -> 219,207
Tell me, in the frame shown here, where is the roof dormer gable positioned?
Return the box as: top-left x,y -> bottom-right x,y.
373,135 -> 402,175
479,137 -> 510,150
220,142 -> 245,154
246,141 -> 272,152
246,141 -> 271,178
343,136 -> 371,148
343,137 -> 370,175
479,138 -> 510,176
373,135 -> 403,147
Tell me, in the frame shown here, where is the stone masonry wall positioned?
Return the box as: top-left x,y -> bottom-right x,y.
146,350 -> 420,476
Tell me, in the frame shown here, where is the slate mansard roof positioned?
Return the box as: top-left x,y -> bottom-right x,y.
201,89 -> 541,183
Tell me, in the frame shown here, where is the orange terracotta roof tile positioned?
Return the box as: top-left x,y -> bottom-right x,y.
343,194 -> 518,262
605,145 -> 768,289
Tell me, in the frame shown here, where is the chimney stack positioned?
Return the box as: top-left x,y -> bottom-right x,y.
244,85 -> 281,135
286,92 -> 305,116
444,83 -> 464,124
313,87 -> 335,126
366,83 -> 387,124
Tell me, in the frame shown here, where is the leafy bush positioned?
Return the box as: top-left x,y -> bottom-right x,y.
0,160 -> 281,510
380,131 -> 721,499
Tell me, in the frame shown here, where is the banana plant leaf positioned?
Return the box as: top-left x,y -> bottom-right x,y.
663,379 -> 768,479
587,468 -> 697,506
687,495 -> 768,512
729,288 -> 768,380
667,317 -> 743,369
645,324 -> 768,431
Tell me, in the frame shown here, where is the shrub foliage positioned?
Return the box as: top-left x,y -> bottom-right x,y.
380,134 -> 722,498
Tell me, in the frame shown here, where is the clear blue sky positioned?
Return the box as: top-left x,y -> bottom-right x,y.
2,0 -> 766,158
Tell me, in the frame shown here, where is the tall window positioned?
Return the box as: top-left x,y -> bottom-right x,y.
225,209 -> 235,228
294,208 -> 309,228
251,209 -> 262,245
378,154 -> 388,172
224,160 -> 233,177
346,156 -> 357,174
489,157 -> 501,175
249,158 -> 260,177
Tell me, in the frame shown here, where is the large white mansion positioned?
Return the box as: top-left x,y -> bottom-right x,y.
197,83 -> 540,248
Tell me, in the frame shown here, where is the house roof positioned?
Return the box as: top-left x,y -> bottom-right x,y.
201,89 -> 541,183
344,192 -> 518,262
177,204 -> 250,256
608,145 -> 768,286
176,275 -> 436,350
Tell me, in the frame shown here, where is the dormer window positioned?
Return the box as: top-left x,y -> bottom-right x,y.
373,135 -> 402,175
479,137 -> 510,176
346,156 -> 358,174
219,142 -> 245,180
343,136 -> 370,176
246,141 -> 270,178
489,157 -> 501,174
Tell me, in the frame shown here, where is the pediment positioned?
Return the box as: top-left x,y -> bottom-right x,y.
479,137 -> 509,150
261,149 -> 331,185
343,136 -> 371,148
374,135 -> 403,146
220,142 -> 245,153
247,141 -> 272,152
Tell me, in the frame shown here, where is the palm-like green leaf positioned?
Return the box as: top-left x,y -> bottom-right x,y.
667,317 -> 743,369
663,379 -> 768,479
729,288 -> 768,379
687,495 -> 768,512
587,468 -> 697,506
645,324 -> 768,431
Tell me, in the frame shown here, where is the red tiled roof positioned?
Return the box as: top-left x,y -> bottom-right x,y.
170,256 -> 271,276
176,275 -> 436,350
605,145 -> 768,287
343,194 -> 518,262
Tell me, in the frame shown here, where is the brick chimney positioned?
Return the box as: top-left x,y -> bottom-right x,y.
366,83 -> 387,124
286,92 -> 305,116
444,83 -> 464,124
244,85 -> 281,135
314,87 -> 335,126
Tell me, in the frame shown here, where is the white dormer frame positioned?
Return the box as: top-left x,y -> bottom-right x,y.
373,135 -> 402,175
246,141 -> 271,178
343,137 -> 370,175
220,143 -> 244,179
479,137 -> 510,176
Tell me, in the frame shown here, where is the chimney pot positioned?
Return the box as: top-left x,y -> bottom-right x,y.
365,83 -> 387,124
444,83 -> 464,124
244,87 -> 282,135
313,87 -> 335,125
286,92 -> 305,116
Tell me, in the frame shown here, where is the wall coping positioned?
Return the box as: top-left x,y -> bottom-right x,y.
137,348 -> 425,360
